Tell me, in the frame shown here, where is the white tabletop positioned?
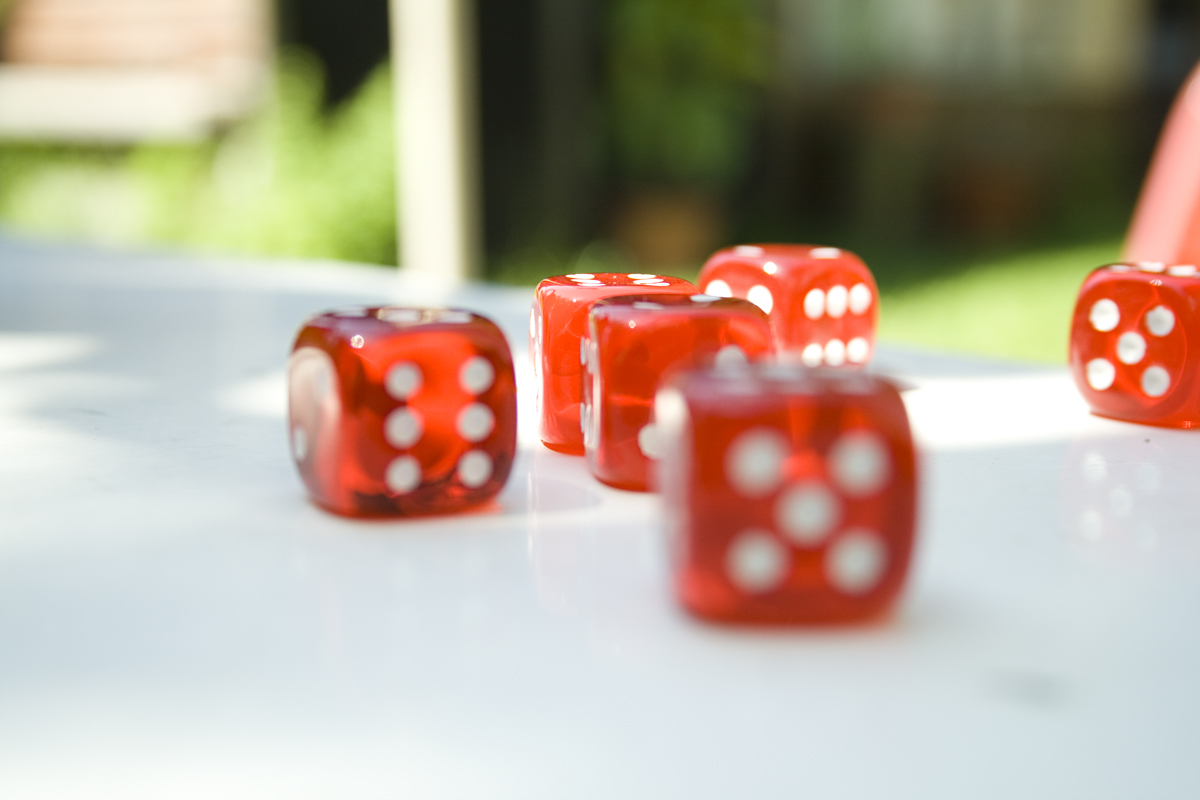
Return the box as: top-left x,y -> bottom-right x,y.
2,236 -> 1198,799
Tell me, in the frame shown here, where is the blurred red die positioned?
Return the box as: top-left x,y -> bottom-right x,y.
1070,262 -> 1200,428
657,365 -> 917,624
697,244 -> 878,366
288,307 -> 517,516
531,272 -> 697,454
581,294 -> 774,491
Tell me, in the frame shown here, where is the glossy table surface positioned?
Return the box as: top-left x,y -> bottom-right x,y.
2,236 -> 1199,799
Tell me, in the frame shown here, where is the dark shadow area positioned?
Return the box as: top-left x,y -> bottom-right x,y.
279,0 -> 392,107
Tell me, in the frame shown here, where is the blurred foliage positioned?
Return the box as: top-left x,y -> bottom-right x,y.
606,0 -> 769,188
879,240 -> 1123,363
0,49 -> 397,265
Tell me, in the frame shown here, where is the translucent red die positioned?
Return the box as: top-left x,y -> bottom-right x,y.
656,365 -> 917,624
288,307 -> 517,516
581,294 -> 775,491
697,244 -> 878,366
531,272 -> 697,454
1070,262 -> 1200,428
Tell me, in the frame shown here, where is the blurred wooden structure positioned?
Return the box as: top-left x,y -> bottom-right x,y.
391,0 -> 481,282
0,0 -> 271,141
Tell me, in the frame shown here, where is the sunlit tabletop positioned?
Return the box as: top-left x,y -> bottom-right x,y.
2,235 -> 1199,799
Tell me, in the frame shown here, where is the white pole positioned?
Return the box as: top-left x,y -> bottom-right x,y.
390,0 -> 481,285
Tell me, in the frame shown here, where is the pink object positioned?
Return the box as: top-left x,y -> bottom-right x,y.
1125,62 -> 1200,265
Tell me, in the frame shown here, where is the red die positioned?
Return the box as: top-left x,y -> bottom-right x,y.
1070,262 -> 1200,428
697,244 -> 878,366
288,307 -> 517,516
656,365 -> 917,624
581,294 -> 775,491
531,272 -> 697,454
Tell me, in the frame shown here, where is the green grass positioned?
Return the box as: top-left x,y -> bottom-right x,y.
0,49 -> 397,265
877,240 -> 1122,364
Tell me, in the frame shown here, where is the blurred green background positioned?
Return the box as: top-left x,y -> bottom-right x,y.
0,0 -> 1196,363
0,52 -> 396,265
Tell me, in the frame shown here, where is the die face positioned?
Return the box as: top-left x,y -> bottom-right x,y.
657,366 -> 917,624
1070,264 -> 1200,428
289,307 -> 517,517
532,272 -> 697,454
697,244 -> 878,367
581,294 -> 774,491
